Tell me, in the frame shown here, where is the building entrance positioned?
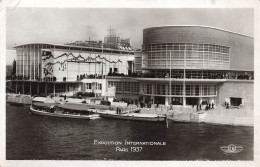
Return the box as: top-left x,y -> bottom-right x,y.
230,97 -> 242,106
154,96 -> 165,105
186,97 -> 199,106
171,97 -> 183,105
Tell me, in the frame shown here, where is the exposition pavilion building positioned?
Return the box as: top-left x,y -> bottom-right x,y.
8,26 -> 254,108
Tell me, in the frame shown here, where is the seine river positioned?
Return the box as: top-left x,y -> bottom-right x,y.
6,103 -> 253,160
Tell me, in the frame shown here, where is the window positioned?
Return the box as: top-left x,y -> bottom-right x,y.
98,84 -> 102,90
114,68 -> 118,73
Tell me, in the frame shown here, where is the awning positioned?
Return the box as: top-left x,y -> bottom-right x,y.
127,57 -> 134,61
33,102 -> 58,107
32,97 -> 46,102
32,97 -> 56,103
58,103 -> 89,111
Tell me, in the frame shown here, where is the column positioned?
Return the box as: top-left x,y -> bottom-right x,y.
199,97 -> 203,105
30,82 -> 31,94
22,82 -> 24,94
165,96 -> 169,105
37,83 -> 39,95
183,97 -> 186,106
22,46 -> 24,77
34,44 -> 35,80
45,83 -> 47,95
53,83 -> 55,96
65,83 -> 68,93
16,81 -> 18,94
29,45 -> 32,80
151,96 -> 155,104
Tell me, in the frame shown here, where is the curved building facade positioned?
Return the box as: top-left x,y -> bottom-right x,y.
139,26 -> 253,106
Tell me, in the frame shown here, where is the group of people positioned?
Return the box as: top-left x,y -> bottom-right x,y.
107,71 -> 253,80
195,102 -> 215,111
76,73 -> 104,80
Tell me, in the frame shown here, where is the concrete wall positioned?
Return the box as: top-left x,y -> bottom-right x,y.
217,81 -> 254,109
143,26 -> 253,71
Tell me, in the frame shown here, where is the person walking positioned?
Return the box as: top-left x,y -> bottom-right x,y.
212,103 -> 214,109
226,102 -> 229,109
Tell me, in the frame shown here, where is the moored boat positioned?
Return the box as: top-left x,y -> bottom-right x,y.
30,104 -> 100,120
91,109 -> 166,122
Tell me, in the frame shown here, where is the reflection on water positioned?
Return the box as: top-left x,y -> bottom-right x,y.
6,103 -> 253,160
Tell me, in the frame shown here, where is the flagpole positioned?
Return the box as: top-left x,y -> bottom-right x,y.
170,50 -> 172,105
183,45 -> 186,106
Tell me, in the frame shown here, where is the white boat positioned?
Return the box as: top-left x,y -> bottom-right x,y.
30,105 -> 100,120
92,109 -> 166,122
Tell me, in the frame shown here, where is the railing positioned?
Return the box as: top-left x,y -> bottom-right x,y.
107,72 -> 254,80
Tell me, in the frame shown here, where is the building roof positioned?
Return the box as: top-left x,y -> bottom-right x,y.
13,42 -> 135,53
144,25 -> 253,38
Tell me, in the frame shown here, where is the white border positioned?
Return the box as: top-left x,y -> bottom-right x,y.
1,0 -> 259,167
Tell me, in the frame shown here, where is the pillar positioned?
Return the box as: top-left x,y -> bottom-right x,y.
16,81 -> 18,94
66,83 -> 68,93
30,82 -> 32,95
53,83 -> 56,96
45,83 -> 47,95
22,82 -> 24,94
183,97 -> 186,106
165,96 -> 169,105
151,96 -> 155,104
37,83 -> 39,95
199,97 -> 203,105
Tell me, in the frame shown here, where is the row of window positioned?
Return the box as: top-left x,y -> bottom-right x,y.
145,60 -> 230,69
108,81 -> 139,95
140,83 -> 217,96
145,51 -> 229,61
144,43 -> 230,53
85,83 -> 102,90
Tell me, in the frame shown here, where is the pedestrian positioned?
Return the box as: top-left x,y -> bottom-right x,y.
209,103 -> 211,110
226,102 -> 229,109
116,107 -> 119,114
196,104 -> 199,111
212,103 -> 214,109
170,103 -> 173,110
225,101 -> 227,106
199,104 -> 202,110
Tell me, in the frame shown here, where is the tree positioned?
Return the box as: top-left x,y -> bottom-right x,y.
12,59 -> 16,76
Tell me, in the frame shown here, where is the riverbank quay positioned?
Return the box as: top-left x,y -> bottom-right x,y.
6,94 -> 32,105
139,105 -> 253,127
6,94 -> 253,126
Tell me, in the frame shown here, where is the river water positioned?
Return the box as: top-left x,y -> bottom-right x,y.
6,103 -> 253,160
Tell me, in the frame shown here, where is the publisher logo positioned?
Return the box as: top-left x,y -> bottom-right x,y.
220,144 -> 243,154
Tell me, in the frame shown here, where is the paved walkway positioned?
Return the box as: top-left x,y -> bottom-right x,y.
138,105 -> 253,126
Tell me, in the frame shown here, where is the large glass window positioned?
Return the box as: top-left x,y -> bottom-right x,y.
144,43 -> 230,70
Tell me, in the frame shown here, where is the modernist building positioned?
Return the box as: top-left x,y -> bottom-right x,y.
8,26 -> 254,108
135,26 -> 254,107
11,39 -> 135,97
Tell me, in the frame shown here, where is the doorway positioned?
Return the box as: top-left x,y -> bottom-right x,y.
230,97 -> 242,106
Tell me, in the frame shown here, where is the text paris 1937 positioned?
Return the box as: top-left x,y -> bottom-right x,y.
116,146 -> 143,152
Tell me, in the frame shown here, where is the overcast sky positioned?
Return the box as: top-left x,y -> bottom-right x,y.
6,8 -> 253,64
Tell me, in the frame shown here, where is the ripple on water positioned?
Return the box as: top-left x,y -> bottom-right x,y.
6,103 -> 253,160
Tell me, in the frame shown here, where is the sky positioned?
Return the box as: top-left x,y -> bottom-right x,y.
6,8 -> 253,64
